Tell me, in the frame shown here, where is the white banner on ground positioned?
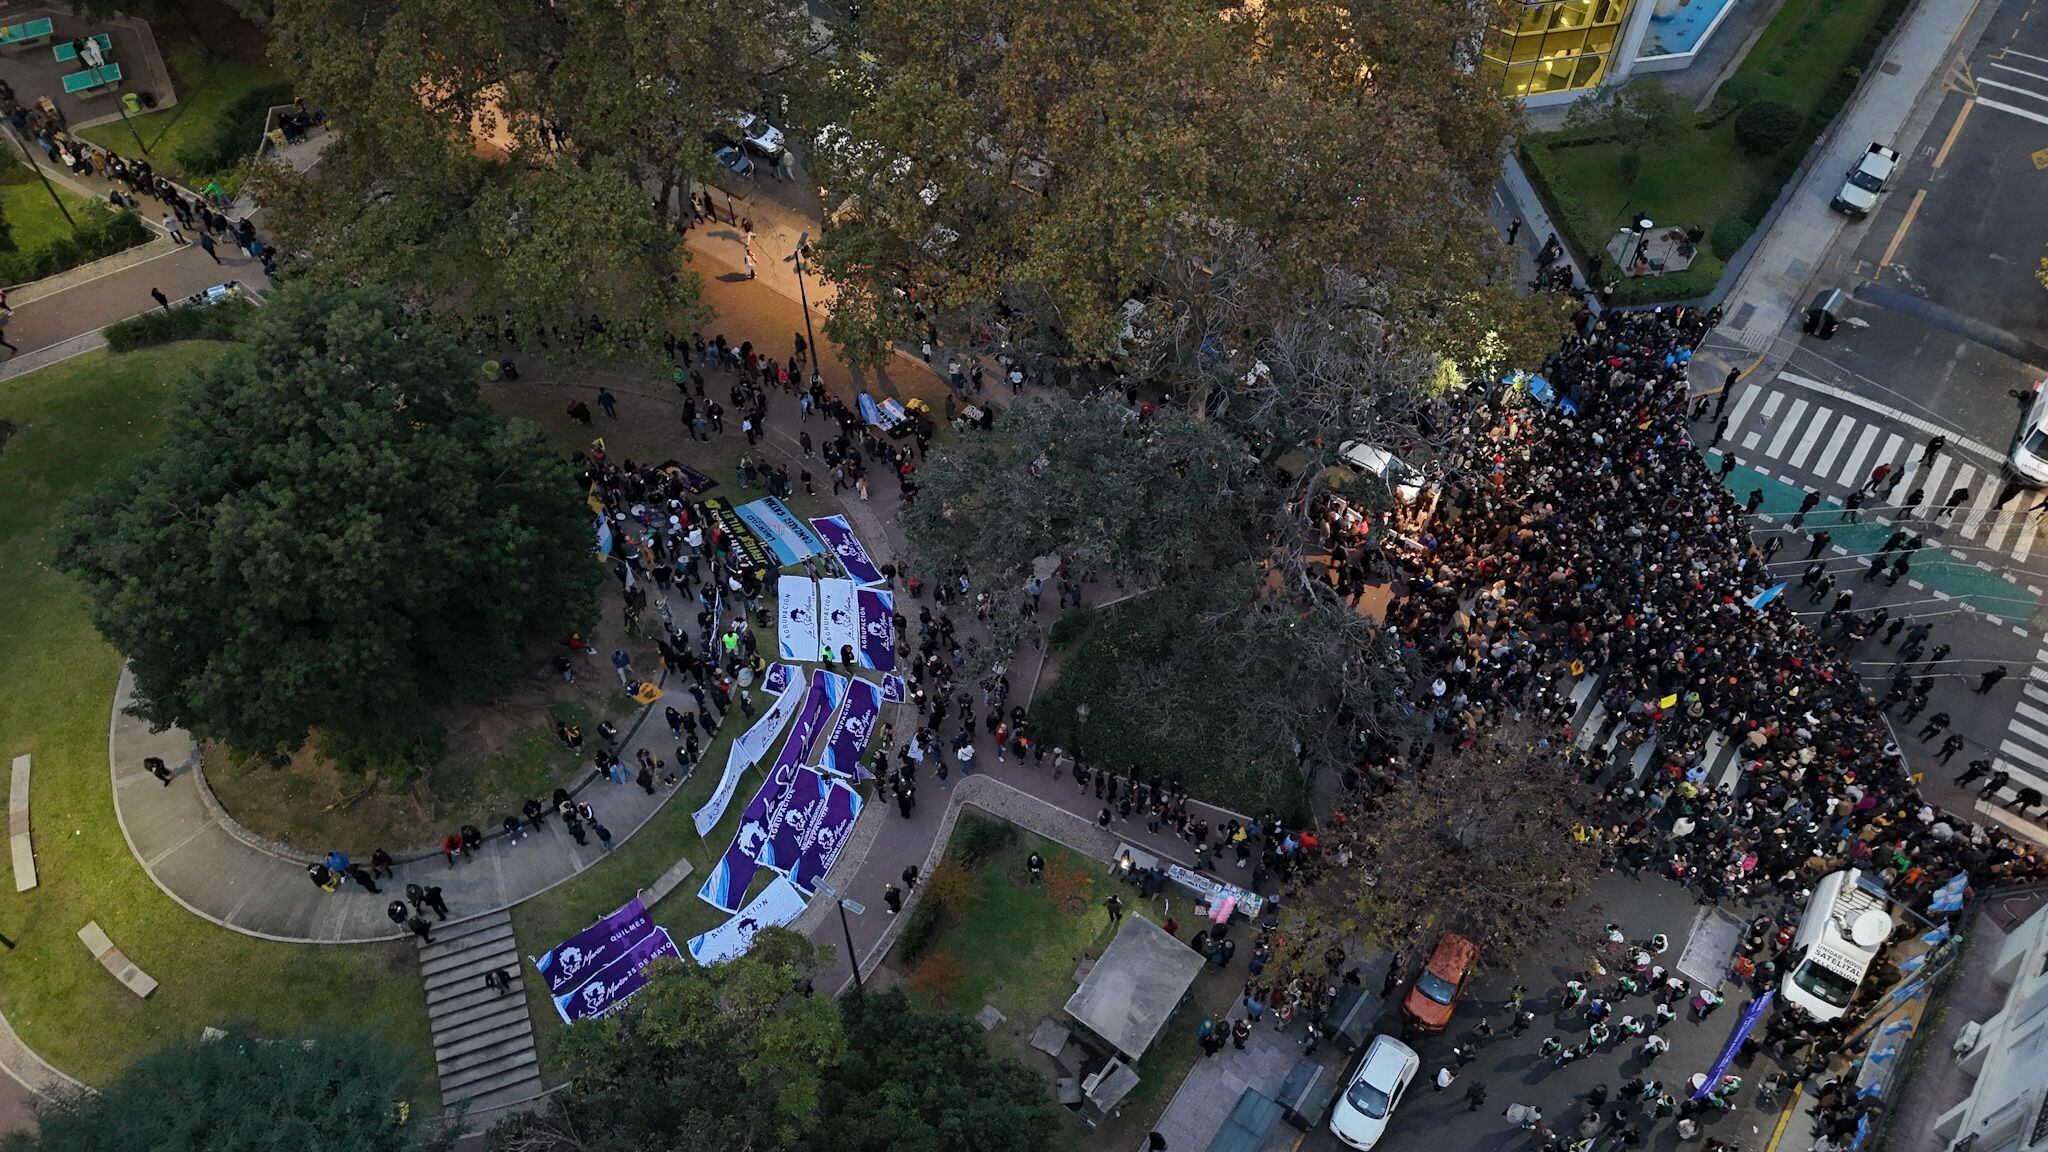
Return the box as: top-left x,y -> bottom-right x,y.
686,874 -> 810,965
818,578 -> 858,661
777,575 -> 818,661
691,673 -> 807,837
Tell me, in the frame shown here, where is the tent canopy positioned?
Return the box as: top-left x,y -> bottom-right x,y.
1064,915 -> 1205,1061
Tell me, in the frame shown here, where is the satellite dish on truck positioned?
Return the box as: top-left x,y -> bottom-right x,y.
1849,909 -> 1891,948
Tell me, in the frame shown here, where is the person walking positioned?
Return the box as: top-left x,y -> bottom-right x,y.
423,885 -> 449,920
1937,734 -> 1967,765
1435,1067 -> 1457,1092
1465,1082 -> 1490,1112
150,287 -> 170,311
406,915 -> 434,944
1864,462 -> 1892,493
1792,490 -> 1820,529
1106,894 -> 1124,925
0,315 -> 14,355
1507,218 -> 1522,245
162,214 -> 186,244
197,232 -> 221,263
884,884 -> 902,914
597,388 -> 618,419
1935,486 -> 1971,521
1922,434 -> 1948,464
1977,666 -> 2010,694
902,863 -> 920,890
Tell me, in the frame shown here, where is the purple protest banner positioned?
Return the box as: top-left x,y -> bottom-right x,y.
533,898 -> 653,996
856,586 -> 896,672
882,674 -> 907,703
759,773 -> 864,895
818,678 -> 881,778
551,926 -> 682,1023
810,515 -> 887,585
698,763 -> 803,912
774,669 -> 846,776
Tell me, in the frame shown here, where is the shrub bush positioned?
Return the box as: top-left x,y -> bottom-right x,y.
172,83 -> 294,179
1712,75 -> 1761,112
1046,604 -> 1095,651
949,812 -> 1018,867
105,298 -> 253,351
0,206 -> 151,286
1710,218 -> 1756,261
1734,101 -> 1804,155
894,899 -> 946,965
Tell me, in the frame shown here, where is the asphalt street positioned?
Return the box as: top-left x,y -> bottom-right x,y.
1297,874 -> 1801,1152
1760,0 -> 2048,457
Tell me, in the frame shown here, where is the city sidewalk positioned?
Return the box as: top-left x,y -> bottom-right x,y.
1689,0 -> 1979,386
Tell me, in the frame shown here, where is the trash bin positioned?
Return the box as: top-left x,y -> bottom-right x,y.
1803,288 -> 1847,340
121,92 -> 140,115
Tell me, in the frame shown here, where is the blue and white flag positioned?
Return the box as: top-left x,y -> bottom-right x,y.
1897,953 -> 1926,974
595,515 -> 614,557
1921,923 -> 1953,947
1928,871 -> 1969,913
1749,581 -> 1788,610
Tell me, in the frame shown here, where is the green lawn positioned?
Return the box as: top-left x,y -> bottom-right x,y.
77,42 -> 287,188
0,163 -> 103,256
1523,0 -> 1910,302
0,344 -> 433,1092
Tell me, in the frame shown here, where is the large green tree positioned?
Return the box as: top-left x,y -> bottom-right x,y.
52,285 -> 599,762
492,936 -> 1053,1152
0,1027 -> 451,1152
261,0 -> 822,361
811,0 -> 1561,370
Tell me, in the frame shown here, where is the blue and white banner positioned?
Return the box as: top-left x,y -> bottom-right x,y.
550,926 -> 681,1023
1692,990 -> 1772,1099
810,515 -> 886,585
595,515 -> 614,558
688,875 -> 810,966
1928,871 -> 1969,913
763,662 -> 800,694
778,576 -> 818,661
737,497 -> 825,565
692,673 -> 808,837
820,578 -> 859,661
1749,581 -> 1787,611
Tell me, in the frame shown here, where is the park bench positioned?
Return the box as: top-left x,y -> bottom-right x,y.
62,62 -> 120,96
51,33 -> 110,63
8,754 -> 33,892
639,857 -> 697,907
77,920 -> 158,998
0,18 -> 54,48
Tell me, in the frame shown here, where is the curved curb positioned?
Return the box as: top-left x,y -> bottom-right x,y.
106,665 -> 691,945
0,1000 -> 90,1106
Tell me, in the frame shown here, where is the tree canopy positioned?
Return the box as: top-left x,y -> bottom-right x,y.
52,285 -> 599,762
811,0 -> 1560,371
260,0 -> 823,361
0,1027 -> 451,1152
492,935 -> 1055,1152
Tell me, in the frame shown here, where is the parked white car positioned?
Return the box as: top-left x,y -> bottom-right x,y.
734,112 -> 786,157
1830,143 -> 1899,218
1329,1034 -> 1419,1150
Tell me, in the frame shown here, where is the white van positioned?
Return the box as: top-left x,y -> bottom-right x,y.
2006,380 -> 2048,487
1779,868 -> 1894,1021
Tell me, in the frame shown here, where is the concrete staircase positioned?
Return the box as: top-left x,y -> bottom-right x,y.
417,909 -> 545,1115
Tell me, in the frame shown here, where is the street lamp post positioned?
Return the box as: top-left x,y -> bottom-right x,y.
817,877 -> 866,989
785,232 -> 823,390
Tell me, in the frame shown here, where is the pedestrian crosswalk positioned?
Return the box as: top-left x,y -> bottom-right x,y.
1986,662 -> 2048,835
1721,376 -> 2042,560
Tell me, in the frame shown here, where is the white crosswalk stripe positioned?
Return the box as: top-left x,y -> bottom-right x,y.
1984,670 -> 2048,828
1722,381 -> 2032,557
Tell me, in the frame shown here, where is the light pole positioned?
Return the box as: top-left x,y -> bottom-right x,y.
817,877 -> 866,989
785,232 -> 823,390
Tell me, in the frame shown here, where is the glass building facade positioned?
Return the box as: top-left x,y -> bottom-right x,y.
1482,0 -> 1636,99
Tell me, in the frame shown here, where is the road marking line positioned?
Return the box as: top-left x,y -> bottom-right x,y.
1768,399 -> 1809,460
2000,49 -> 2048,64
1727,379 -> 1763,433
1976,95 -> 2048,126
1934,101 -> 1974,168
1872,433 -> 1907,485
1920,456 -> 1957,513
1836,424 -> 1884,489
1988,60 -> 2048,84
1792,407 -> 1837,470
1978,76 -> 2048,103
2016,513 -> 2043,562
2015,700 -> 2048,732
1945,464 -> 1980,529
1881,189 -> 1927,268
1999,734 -> 2048,775
1774,372 -> 2006,465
